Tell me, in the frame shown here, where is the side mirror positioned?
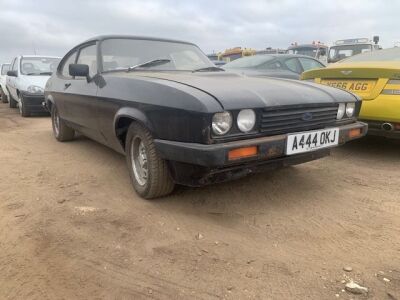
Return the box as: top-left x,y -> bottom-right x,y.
7,70 -> 18,77
69,64 -> 90,81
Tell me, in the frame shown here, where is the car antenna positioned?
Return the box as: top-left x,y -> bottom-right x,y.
32,41 -> 37,55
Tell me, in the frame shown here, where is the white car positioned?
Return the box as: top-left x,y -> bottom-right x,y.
0,63 -> 10,103
6,55 -> 60,116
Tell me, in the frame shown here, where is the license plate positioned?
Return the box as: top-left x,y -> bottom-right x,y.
286,128 -> 339,155
321,80 -> 375,93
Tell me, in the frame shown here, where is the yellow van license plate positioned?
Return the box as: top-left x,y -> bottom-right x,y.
321,80 -> 375,93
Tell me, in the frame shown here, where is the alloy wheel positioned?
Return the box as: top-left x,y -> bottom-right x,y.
131,137 -> 148,186
53,108 -> 60,137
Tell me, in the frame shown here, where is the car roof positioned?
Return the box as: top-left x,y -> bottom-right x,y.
254,54 -> 320,60
81,35 -> 196,46
18,55 -> 61,59
287,44 -> 328,49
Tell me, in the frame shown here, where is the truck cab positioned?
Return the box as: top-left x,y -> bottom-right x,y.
287,42 -> 328,64
328,37 -> 381,63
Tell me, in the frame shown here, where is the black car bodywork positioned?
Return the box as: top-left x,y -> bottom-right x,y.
223,54 -> 325,80
45,35 -> 367,198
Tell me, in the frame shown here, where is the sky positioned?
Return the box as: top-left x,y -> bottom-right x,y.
0,0 -> 399,63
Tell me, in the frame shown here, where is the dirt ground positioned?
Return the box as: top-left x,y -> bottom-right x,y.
0,103 -> 399,300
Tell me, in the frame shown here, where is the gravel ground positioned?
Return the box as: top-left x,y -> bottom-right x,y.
0,103 -> 399,299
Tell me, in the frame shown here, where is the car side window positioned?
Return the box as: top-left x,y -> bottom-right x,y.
284,58 -> 302,74
1,65 -> 9,75
257,60 -> 282,70
298,58 -> 324,72
61,51 -> 77,78
76,44 -> 97,77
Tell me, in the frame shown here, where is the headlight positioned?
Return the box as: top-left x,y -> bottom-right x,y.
212,112 -> 232,135
337,103 -> 346,119
346,103 -> 355,117
27,85 -> 44,94
237,109 -> 256,132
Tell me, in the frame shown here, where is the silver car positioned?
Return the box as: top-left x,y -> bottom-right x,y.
0,63 -> 10,103
6,55 -> 60,117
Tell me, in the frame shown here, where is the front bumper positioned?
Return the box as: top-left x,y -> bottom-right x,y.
155,121 -> 368,186
20,93 -> 48,114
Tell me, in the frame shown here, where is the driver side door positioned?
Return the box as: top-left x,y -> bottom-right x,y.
61,43 -> 104,142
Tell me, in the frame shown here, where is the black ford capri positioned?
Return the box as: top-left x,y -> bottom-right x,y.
44,35 -> 367,199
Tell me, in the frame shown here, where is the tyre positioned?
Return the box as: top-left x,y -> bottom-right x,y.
1,89 -> 7,103
125,122 -> 174,199
9,93 -> 17,108
51,104 -> 75,141
18,94 -> 30,117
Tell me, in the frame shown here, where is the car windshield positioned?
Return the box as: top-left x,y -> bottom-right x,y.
1,64 -> 10,75
101,38 -> 214,72
339,47 -> 400,62
21,57 -> 60,75
223,55 -> 274,69
329,44 -> 372,61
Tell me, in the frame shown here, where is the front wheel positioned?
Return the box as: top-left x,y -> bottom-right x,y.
18,94 -> 30,117
51,104 -> 75,141
125,123 -> 174,199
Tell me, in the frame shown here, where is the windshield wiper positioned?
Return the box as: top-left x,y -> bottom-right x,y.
192,66 -> 225,73
127,59 -> 171,72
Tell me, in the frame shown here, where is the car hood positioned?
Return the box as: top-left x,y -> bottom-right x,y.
19,75 -> 50,90
128,71 -> 356,110
302,61 -> 400,80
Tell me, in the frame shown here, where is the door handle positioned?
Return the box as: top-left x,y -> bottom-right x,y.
64,83 -> 71,89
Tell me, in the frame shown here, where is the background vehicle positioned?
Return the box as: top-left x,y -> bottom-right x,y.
256,47 -> 286,55
0,63 -> 10,103
220,47 -> 256,62
328,36 -> 381,63
45,35 -> 366,199
287,42 -> 328,64
224,54 -> 325,79
6,55 -> 60,116
211,60 -> 226,66
302,47 -> 400,138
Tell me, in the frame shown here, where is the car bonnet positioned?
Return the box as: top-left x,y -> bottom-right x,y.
131,71 -> 356,110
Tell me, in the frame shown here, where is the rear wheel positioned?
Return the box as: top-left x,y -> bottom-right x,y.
125,123 -> 174,199
9,93 -> 17,108
1,89 -> 7,103
18,94 -> 30,117
51,104 -> 75,141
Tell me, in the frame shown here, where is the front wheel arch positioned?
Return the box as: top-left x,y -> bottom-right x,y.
114,107 -> 154,149
45,96 -> 55,113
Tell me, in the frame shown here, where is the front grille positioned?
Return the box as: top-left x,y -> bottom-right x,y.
260,104 -> 338,136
